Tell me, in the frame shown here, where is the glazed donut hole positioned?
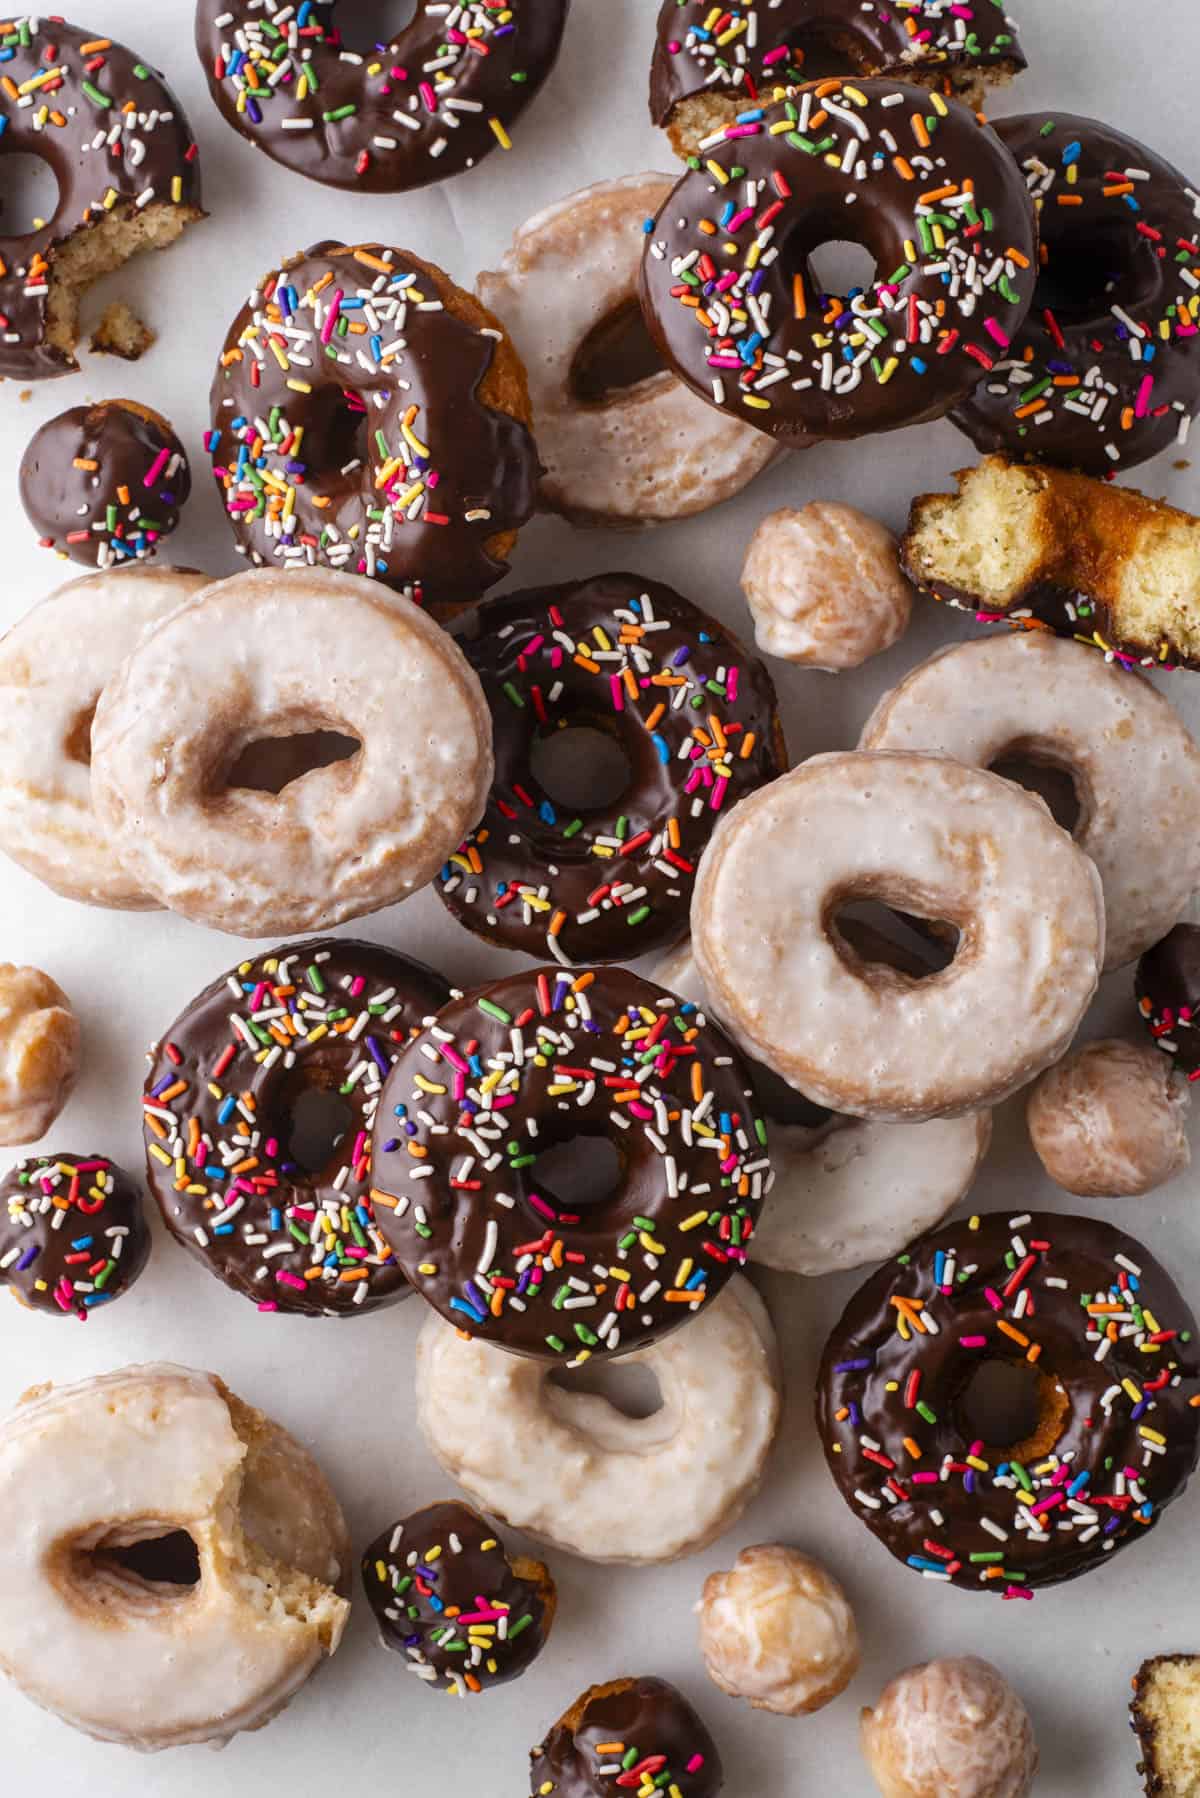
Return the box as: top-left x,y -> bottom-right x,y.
740,502 -> 914,672
861,1656 -> 1038,1798
698,1545 -> 860,1716
1027,1038 -> 1192,1198
0,966 -> 79,1145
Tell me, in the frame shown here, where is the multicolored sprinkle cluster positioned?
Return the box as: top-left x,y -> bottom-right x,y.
0,1155 -> 148,1320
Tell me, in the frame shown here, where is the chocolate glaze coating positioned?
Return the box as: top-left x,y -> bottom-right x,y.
0,18 -> 202,381
817,1210 -> 1200,1593
196,1 -> 570,194
650,0 -> 1026,128
0,1154 -> 150,1319
143,938 -> 450,1318
1138,924 -> 1200,1078
531,1677 -> 723,1797
437,574 -> 786,963
19,401 -> 190,567
362,1500 -> 552,1693
639,79 -> 1038,443
209,242 -> 537,604
371,965 -> 769,1362
953,115 -> 1200,476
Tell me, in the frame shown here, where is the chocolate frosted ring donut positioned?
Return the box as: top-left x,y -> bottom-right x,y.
817,1211 -> 1200,1594
195,2 -> 570,193
953,115 -> 1200,476
209,242 -> 537,605
0,1154 -> 150,1320
20,400 -> 190,567
143,937 -> 450,1317
437,574 -> 786,965
371,966 -> 769,1362
640,78 -> 1038,444
0,17 -> 203,381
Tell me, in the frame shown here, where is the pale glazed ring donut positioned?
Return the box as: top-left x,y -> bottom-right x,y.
90,568 -> 493,936
477,175 -> 776,526
691,751 -> 1106,1121
0,1364 -> 349,1749
656,944 -> 991,1275
0,567 -> 209,909
415,1276 -> 780,1565
861,632 -> 1200,970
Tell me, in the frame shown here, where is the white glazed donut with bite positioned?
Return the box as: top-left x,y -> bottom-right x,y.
698,1544 -> 860,1715
740,503 -> 913,671
1027,1037 -> 1191,1197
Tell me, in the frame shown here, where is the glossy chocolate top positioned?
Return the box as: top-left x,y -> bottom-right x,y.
531,1678 -> 723,1797
437,574 -> 785,963
196,1 -> 569,193
371,965 -> 769,1362
362,1501 -> 552,1693
0,1154 -> 150,1319
817,1210 -> 1200,1593
0,18 -> 201,380
209,242 -> 537,605
953,114 -> 1200,476
1138,923 -> 1200,1077
19,401 -> 190,567
143,937 -> 451,1318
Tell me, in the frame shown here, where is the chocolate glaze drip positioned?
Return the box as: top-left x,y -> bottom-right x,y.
1137,924 -> 1200,1077
531,1677 -> 723,1797
0,1154 -> 150,1319
19,401 -> 190,566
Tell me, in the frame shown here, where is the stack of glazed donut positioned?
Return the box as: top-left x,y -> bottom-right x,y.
3,5 -> 1200,1796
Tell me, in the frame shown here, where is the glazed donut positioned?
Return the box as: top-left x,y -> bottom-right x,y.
657,943 -> 991,1275
0,965 -> 79,1145
650,3 -> 1027,156
861,1657 -> 1037,1798
476,176 -> 777,525
1,1153 -> 150,1319
143,937 -> 450,1317
817,1211 -> 1200,1594
209,242 -> 537,606
195,2 -> 570,193
691,752 -> 1105,1121
860,631 -> 1200,969
639,79 -> 1038,444
416,1275 -> 780,1563
740,502 -> 913,671
372,966 -> 769,1361
1026,1040 -> 1191,1200
0,18 -> 203,381
0,1364 -> 349,1748
697,1545 -> 860,1717
953,115 -> 1200,476
90,567 -> 493,936
437,575 -> 786,965
1138,923 -> 1200,1078
0,566 -> 208,909
20,401 -> 190,567
530,1677 -> 724,1797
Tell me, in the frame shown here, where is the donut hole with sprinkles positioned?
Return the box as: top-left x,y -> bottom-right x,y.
569,298 -> 667,408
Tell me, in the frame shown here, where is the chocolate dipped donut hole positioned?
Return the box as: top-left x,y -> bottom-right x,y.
20,401 -> 190,567
531,1676 -> 723,1797
0,1154 -> 150,1319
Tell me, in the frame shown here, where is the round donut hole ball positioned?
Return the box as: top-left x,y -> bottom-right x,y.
698,1544 -> 860,1716
861,1656 -> 1038,1798
19,400 -> 190,567
0,965 -> 79,1144
1027,1038 -> 1191,1199
740,503 -> 913,672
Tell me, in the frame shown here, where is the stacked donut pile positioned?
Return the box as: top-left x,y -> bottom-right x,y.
3,6 -> 1200,1796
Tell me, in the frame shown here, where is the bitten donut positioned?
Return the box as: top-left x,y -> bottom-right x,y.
90,567 -> 493,936
954,115 -> 1200,476
817,1211 -> 1200,1594
362,1500 -> 555,1695
657,943 -> 991,1276
698,1545 -> 860,1716
1,1153 -> 149,1319
1027,1040 -> 1191,1199
0,18 -> 203,381
0,566 -> 208,909
437,575 -> 786,965
143,938 -> 450,1317
651,3 -> 1027,157
476,176 -> 777,525
372,966 -> 769,1362
860,631 -> 1200,969
0,1365 -> 349,1748
1138,923 -> 1200,1080
20,401 -> 190,567
0,965 -> 79,1145
740,503 -> 913,671
691,752 -> 1105,1121
861,1657 -> 1037,1798
417,1276 -> 780,1564
531,1677 -> 723,1797
209,242 -> 537,606
640,79 -> 1038,444
196,2 -> 569,193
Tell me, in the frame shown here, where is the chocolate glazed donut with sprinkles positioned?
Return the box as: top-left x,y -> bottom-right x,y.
195,1 -> 570,193
143,938 -> 451,1318
438,574 -> 786,965
817,1211 -> 1200,1596
640,76 -> 1038,443
370,966 -> 769,1363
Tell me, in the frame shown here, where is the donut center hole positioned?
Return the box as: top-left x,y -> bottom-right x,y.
226,729 -> 361,795
302,385 -> 371,487
64,700 -> 98,766
0,151 -> 61,234
746,1060 -> 834,1131
832,900 -> 957,979
778,25 -> 864,80
332,0 -> 419,54
70,1527 -> 202,1599
571,299 -> 665,405
957,1359 -> 1069,1461
1037,230 -> 1149,325
283,1083 -> 357,1176
805,239 -> 880,302
529,725 -> 633,814
527,1136 -> 623,1217
989,753 -> 1082,836
548,1360 -> 663,1419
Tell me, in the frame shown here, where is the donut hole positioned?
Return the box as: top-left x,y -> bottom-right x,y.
0,151 -> 62,234
805,239 -> 880,303
64,700 -> 99,766
224,728 -> 362,795
831,898 -> 957,980
1037,226 -> 1156,325
332,0 -> 419,54
744,1059 -> 835,1131
957,1358 -> 1070,1463
282,1082 -> 357,1177
526,1135 -> 623,1217
989,746 -> 1084,837
547,1359 -> 664,1420
529,724 -> 634,814
299,384 -> 371,490
778,28 -> 863,81
570,299 -> 666,406
61,1525 -> 202,1608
